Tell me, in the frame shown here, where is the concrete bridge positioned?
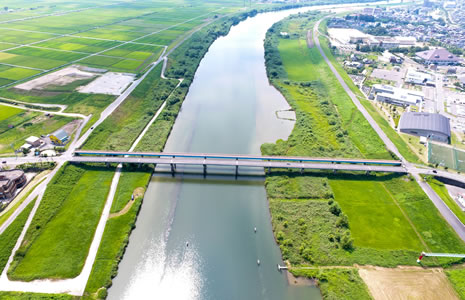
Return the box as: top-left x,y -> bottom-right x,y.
73,150 -> 406,176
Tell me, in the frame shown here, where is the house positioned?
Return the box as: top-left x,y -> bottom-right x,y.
398,112 -> 450,143
49,129 -> 69,146
405,69 -> 435,86
25,136 -> 41,147
0,170 -> 26,200
416,48 -> 461,65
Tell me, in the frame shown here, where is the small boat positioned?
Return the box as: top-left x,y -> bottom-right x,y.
254,227 -> 257,233
257,259 -> 260,266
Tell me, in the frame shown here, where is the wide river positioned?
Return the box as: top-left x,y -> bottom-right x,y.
107,3 -> 375,299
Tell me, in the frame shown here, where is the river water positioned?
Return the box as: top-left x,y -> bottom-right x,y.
108,4 -> 365,299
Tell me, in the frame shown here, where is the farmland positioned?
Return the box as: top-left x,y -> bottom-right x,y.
0,104 -> 73,154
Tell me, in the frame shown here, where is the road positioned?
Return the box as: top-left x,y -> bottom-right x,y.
313,18 -> 465,242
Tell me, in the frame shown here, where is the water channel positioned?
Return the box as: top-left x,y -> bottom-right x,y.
108,4 -> 351,300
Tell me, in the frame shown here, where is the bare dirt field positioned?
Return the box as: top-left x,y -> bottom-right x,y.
359,266 -> 459,300
15,66 -> 95,91
77,72 -> 135,95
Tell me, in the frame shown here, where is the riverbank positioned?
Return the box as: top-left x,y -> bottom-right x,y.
263,10 -> 465,299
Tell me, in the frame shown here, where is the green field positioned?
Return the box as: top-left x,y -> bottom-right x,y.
425,177 -> 465,225
0,105 -> 22,121
262,14 -> 390,160
8,163 -> 114,281
0,105 -> 73,154
316,20 -> 421,163
446,268 -> 465,300
265,12 -> 465,272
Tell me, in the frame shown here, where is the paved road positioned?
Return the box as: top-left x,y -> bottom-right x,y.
313,18 -> 465,243
70,155 -> 407,173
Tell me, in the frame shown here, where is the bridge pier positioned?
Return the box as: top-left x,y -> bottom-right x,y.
203,164 -> 207,177
235,165 -> 239,177
171,163 -> 175,176
365,171 -> 370,175
106,162 -> 110,168
300,168 -> 304,174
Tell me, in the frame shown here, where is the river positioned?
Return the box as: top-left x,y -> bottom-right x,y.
107,4 -> 361,300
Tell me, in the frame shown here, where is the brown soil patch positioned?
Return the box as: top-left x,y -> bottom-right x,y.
109,187 -> 145,218
359,266 -> 459,300
287,271 -> 317,286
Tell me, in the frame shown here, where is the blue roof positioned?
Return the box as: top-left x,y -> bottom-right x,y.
53,129 -> 69,141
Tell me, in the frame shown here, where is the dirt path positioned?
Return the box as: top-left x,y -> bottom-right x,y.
359,265 -> 460,300
306,30 -> 314,48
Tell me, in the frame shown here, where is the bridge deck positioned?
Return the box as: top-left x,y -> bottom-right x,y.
74,150 -> 402,166
70,156 -> 406,173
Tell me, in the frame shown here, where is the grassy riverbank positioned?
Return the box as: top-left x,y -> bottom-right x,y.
8,163 -> 113,281
316,20 -> 421,164
263,11 -> 465,299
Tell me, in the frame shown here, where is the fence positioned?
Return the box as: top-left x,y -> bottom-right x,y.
428,141 -> 465,172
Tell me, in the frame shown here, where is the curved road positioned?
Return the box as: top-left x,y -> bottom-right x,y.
313,18 -> 465,242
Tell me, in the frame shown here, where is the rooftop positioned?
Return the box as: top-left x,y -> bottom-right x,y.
398,112 -> 450,137
416,48 -> 460,62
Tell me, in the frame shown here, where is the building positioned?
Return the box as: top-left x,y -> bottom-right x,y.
405,69 -> 435,86
0,170 -> 26,200
395,36 -> 417,46
372,84 -> 424,106
416,48 -> 461,65
398,112 -> 450,143
25,136 -> 41,147
49,129 -> 69,146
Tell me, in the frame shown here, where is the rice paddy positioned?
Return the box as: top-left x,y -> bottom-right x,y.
0,1 -> 237,87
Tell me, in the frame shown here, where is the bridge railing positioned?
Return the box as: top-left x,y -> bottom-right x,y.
74,150 -> 402,166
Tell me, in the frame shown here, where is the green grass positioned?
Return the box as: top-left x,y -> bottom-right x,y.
426,177 -> 465,224
0,198 -> 35,273
446,268 -> 465,300
0,104 -> 22,121
263,16 -> 390,160
0,67 -> 41,81
291,268 -> 372,300
329,178 -> 423,250
84,192 -> 145,299
83,63 -> 178,151
0,110 -> 73,154
316,23 -> 420,163
8,163 -> 114,281
111,167 -> 151,213
0,292 -> 74,300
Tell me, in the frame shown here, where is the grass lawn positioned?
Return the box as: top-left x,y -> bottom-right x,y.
111,167 -> 151,213
426,177 -> 465,225
8,163 -> 114,281
0,105 -> 22,121
0,199 -> 35,272
446,268 -> 465,300
291,268 -> 372,300
329,178 -> 423,250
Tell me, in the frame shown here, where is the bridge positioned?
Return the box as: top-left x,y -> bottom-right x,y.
73,150 -> 406,176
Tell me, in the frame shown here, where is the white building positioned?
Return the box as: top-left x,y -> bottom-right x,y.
405,69 -> 435,86
373,84 -> 424,106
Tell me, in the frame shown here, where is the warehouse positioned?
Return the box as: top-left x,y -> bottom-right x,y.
405,69 -> 435,86
398,112 -> 450,143
372,84 -> 424,106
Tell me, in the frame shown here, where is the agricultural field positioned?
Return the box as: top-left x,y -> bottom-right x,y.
0,104 -> 74,154
0,1 -> 236,88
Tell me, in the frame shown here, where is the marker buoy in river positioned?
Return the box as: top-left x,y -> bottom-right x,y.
257,259 -> 260,266
254,227 -> 257,233
186,242 -> 189,247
